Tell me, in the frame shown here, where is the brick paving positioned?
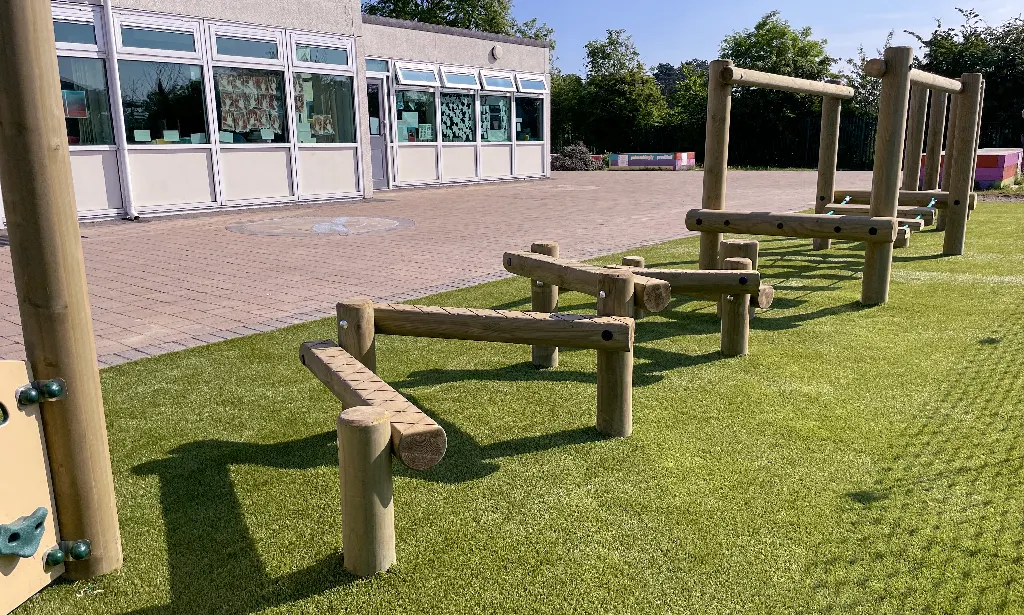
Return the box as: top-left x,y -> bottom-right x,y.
0,170 -> 871,366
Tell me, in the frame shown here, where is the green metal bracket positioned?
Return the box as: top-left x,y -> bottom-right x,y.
0,507 -> 48,558
42,539 -> 90,568
15,377 -> 67,408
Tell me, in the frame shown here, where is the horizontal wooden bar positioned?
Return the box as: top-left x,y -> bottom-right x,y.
823,205 -> 937,226
631,268 -> 761,296
503,252 -> 671,313
909,69 -> 963,94
833,189 -> 976,210
372,303 -> 633,352
721,66 -> 854,99
686,284 -> 776,310
685,210 -> 897,243
300,341 -> 447,471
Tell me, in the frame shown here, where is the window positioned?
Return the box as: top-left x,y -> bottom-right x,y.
213,67 -> 288,143
395,90 -> 436,143
366,59 -> 389,73
441,69 -> 479,90
58,56 -> 114,146
480,95 -> 510,142
396,63 -> 438,86
294,73 -> 356,144
517,78 -> 547,93
118,60 -> 207,144
54,20 -> 96,45
121,27 -> 196,53
481,72 -> 516,92
367,83 -> 383,136
296,44 -> 348,66
441,92 -> 475,143
216,36 -> 278,60
515,97 -> 543,142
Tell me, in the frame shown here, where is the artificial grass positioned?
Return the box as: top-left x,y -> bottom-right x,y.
16,203 -> 1024,614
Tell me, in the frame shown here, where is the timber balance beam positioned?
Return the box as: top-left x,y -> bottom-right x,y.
833,189 -> 977,210
825,205 -> 934,227
685,210 -> 898,243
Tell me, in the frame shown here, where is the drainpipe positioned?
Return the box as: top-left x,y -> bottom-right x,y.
102,0 -> 138,219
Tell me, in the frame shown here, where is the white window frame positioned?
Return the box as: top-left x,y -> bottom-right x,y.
52,4 -> 106,54
366,57 -> 391,75
393,86 -> 440,145
113,13 -> 203,60
480,70 -> 517,92
440,66 -> 480,90
480,92 -> 513,144
209,23 -> 286,67
290,31 -> 353,71
515,72 -> 548,94
395,61 -> 439,87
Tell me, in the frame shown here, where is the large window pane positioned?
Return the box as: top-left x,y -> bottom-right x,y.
480,95 -> 510,142
515,97 -> 543,142
296,44 -> 348,66
213,67 -> 288,144
54,20 -> 96,45
294,73 -> 355,144
58,56 -> 114,145
441,92 -> 475,143
121,27 -> 195,52
395,90 -> 436,143
217,36 -> 278,60
118,60 -> 207,144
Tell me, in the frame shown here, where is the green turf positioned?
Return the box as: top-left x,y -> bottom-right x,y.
16,203 -> 1024,614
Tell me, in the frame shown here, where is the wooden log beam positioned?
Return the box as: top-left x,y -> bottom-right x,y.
685,210 -> 897,243
300,341 -> 447,471
372,303 -> 634,352
684,285 -> 775,310
824,205 -> 936,226
503,251 -> 671,313
922,91 -> 948,190
901,84 -> 929,191
832,189 -> 976,210
864,60 -> 964,94
633,268 -> 761,296
721,65 -> 854,99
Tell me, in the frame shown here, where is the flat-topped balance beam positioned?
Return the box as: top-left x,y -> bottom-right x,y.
833,189 -> 976,210
685,210 -> 898,243
721,66 -> 854,99
503,251 -> 671,313
825,204 -> 935,227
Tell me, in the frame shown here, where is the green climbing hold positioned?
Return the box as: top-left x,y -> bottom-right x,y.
40,380 -> 63,399
44,547 -> 65,567
17,386 -> 41,406
69,540 -> 91,561
0,507 -> 48,558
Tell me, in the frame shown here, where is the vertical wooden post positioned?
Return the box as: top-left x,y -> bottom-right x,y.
943,73 -> 983,256
720,257 -> 751,357
901,84 -> 929,191
530,241 -> 559,368
894,226 -> 911,249
862,46 -> 914,306
719,239 -> 759,316
0,0 -> 122,579
338,299 -> 376,372
922,90 -> 948,190
700,59 -> 733,270
595,271 -> 633,438
337,406 -> 396,577
813,95 -> 842,250
966,79 -> 985,223
621,255 -> 646,318
937,92 -> 960,231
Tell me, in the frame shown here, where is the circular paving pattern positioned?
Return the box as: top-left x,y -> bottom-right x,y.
547,184 -> 599,191
227,215 -> 411,237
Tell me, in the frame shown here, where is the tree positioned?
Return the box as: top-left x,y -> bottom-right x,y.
584,29 -> 644,77
839,32 -> 893,117
513,17 -> 557,70
362,0 -> 516,35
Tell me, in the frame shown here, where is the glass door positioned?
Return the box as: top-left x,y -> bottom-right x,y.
367,78 -> 389,189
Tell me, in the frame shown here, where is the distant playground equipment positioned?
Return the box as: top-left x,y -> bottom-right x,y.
917,148 -> 1021,191
608,152 -> 696,171
686,46 -> 985,305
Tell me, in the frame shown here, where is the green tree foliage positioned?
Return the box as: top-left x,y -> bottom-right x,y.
361,0 -> 517,34
838,32 -> 893,117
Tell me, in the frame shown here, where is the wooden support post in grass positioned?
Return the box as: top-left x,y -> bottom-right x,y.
894,227 -> 911,249
943,73 -> 983,256
338,299 -> 376,373
902,84 -> 929,191
0,0 -> 122,579
531,241 -> 559,368
595,271 -> 633,438
922,91 -> 948,190
814,94 -> 843,251
937,92 -> 959,231
337,406 -> 396,577
966,79 -> 985,224
719,240 -> 762,313
700,59 -> 733,270
621,256 -> 646,318
862,45 -> 913,306
720,257 -> 751,357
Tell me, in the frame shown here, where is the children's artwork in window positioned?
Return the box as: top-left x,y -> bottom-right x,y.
213,66 -> 287,143
441,92 -> 475,142
480,95 -> 510,142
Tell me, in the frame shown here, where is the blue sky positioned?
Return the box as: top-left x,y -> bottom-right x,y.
512,0 -> 1021,74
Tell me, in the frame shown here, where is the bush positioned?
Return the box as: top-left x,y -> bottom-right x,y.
551,142 -> 603,171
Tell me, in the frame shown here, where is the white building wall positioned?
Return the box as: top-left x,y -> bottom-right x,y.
110,0 -> 362,36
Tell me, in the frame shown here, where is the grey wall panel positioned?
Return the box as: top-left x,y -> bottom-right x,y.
111,0 -> 362,35
362,23 -> 547,73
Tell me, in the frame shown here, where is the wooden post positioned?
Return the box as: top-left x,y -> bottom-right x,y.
894,226 -> 911,248
621,256 -> 645,318
966,79 -> 985,223
720,257 -> 751,357
814,95 -> 842,250
595,271 -> 633,438
943,73 -> 983,256
0,0 -> 122,579
700,59 -> 733,270
862,46 -> 913,306
901,84 -> 929,191
719,240 -> 759,316
338,299 -> 376,372
337,406 -> 396,577
937,92 -> 959,231
530,241 -> 559,368
922,91 -> 947,190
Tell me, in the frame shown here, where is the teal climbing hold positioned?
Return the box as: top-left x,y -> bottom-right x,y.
0,507 -> 48,558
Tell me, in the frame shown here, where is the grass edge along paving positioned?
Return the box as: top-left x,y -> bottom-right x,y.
16,202 -> 1024,615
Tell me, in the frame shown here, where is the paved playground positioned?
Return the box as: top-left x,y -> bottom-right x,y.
0,169 -> 870,366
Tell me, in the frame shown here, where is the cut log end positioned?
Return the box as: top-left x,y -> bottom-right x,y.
755,284 -> 775,310
394,424 -> 448,471
638,278 -> 672,313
